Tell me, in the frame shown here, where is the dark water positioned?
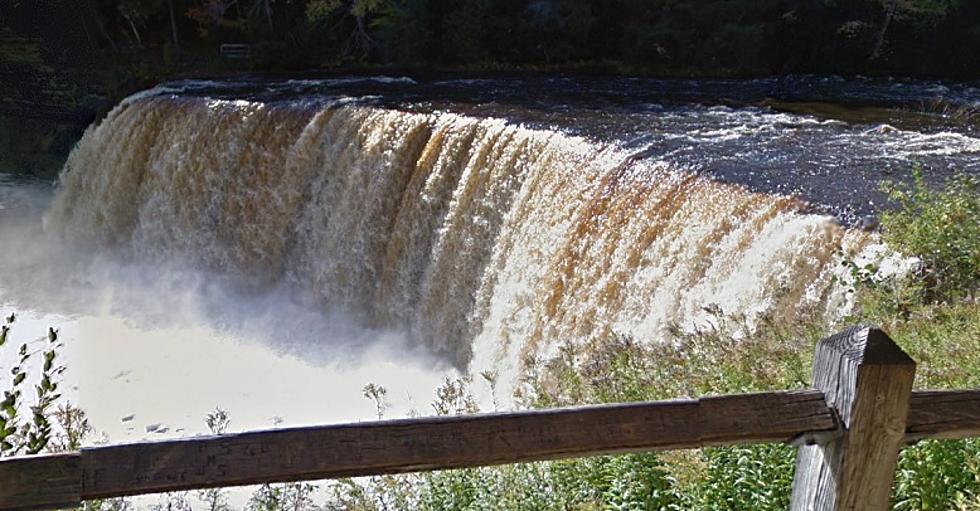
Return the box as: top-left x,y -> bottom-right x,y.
93,75 -> 980,222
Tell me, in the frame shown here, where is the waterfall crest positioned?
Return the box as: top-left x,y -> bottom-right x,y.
45,95 -> 867,371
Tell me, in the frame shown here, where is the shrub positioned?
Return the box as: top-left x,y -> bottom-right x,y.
880,167 -> 980,302
684,445 -> 795,511
0,313 -> 64,456
894,439 -> 980,510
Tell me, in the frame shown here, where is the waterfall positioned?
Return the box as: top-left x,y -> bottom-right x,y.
45,94 -> 868,378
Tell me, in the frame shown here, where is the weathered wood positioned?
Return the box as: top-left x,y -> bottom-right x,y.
906,389 -> 980,442
0,453 -> 81,511
790,325 -> 916,511
76,390 -> 832,499
2,386 -> 979,510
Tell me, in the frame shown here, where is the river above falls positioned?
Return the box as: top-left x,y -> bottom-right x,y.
153,73 -> 980,222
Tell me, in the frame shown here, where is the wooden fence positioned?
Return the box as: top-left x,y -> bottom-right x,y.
2,325 -> 980,510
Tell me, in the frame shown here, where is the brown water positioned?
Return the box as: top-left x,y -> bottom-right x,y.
42,91 -> 881,389
3,75 -> 977,410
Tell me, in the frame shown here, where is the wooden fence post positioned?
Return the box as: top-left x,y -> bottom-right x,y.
790,325 -> 916,511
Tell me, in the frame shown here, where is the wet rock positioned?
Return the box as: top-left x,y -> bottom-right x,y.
857,215 -> 880,231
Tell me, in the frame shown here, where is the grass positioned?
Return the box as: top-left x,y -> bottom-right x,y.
328,305 -> 978,509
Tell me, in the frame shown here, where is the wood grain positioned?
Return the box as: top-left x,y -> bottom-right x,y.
0,453 -> 81,511
790,325 -> 916,511
78,390 -> 833,499
906,389 -> 980,442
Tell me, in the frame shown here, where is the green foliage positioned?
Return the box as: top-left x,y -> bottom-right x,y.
894,439 -> 980,510
0,313 -> 65,457
368,0 -> 432,64
685,445 -> 795,510
595,453 -> 679,510
81,498 -> 135,511
58,0 -> 980,85
148,491 -> 193,511
404,454 -> 681,511
0,313 -> 138,510
879,167 -> 980,302
322,324 -> 820,510
247,482 -> 318,511
198,407 -> 232,511
860,298 -> 980,390
204,406 -> 231,434
52,402 -> 93,452
306,0 -> 387,22
363,382 -> 389,419
431,377 -> 478,416
442,0 -> 492,65
837,167 -> 980,508
882,0 -> 960,18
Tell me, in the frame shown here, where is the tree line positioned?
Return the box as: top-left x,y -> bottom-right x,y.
65,0 -> 972,78
2,0 -> 978,87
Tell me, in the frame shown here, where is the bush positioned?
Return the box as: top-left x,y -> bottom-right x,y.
685,445 -> 795,511
894,439 -> 980,510
880,167 -> 980,302
0,313 -> 64,456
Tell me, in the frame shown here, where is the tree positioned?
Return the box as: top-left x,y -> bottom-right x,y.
167,0 -> 180,55
186,0 -> 242,36
869,0 -> 958,60
306,0 -> 389,58
118,1 -> 147,47
248,0 -> 275,32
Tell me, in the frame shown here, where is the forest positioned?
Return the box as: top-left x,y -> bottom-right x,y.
5,0 -> 980,81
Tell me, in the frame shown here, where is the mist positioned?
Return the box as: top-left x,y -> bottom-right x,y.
0,173 -> 455,448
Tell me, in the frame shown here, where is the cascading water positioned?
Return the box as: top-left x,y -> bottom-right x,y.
44,91 -> 871,391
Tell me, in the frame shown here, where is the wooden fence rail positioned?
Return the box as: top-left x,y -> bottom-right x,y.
2,326 -> 980,510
